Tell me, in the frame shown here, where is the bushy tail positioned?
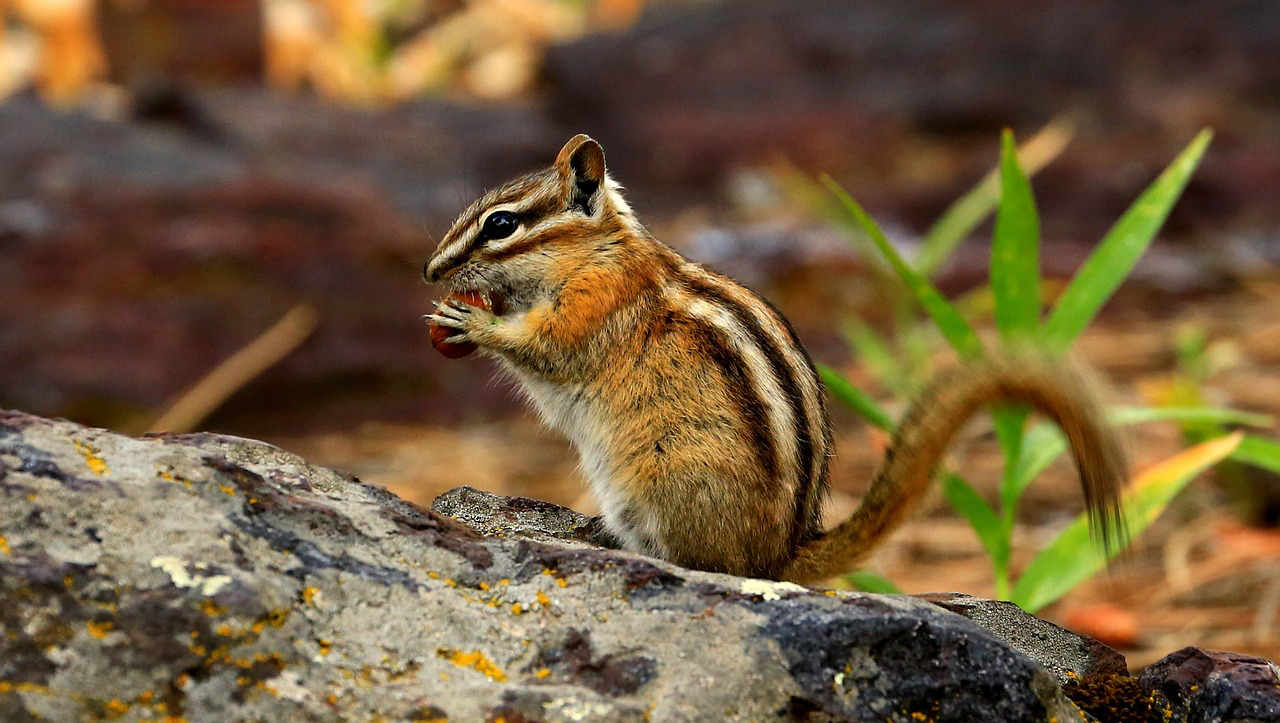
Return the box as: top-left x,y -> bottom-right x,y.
780,356 -> 1128,585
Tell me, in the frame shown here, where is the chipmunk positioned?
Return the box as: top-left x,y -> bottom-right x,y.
424,134 -> 1127,584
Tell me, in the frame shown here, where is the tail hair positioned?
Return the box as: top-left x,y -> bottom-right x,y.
780,355 -> 1128,584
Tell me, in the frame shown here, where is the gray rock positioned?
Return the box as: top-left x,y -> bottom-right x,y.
919,592 -> 1129,683
431,485 -> 620,549
0,409 -> 1092,722
1139,647 -> 1280,723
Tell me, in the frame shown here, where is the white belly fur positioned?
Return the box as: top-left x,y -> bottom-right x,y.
510,369 -> 665,557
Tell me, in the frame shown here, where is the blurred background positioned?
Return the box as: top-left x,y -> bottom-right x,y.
2,0 -> 1279,666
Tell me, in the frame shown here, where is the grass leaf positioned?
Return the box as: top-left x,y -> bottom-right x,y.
1232,435 -> 1280,475
1007,422 -> 1069,502
1111,406 -> 1274,428
1003,405 -> 1267,508
844,570 -> 904,594
841,319 -> 909,395
1011,432 -> 1242,612
1043,130 -> 1213,353
822,175 -> 984,360
818,364 -> 895,432
992,130 -> 1041,341
918,119 -> 1074,277
941,473 -> 1010,574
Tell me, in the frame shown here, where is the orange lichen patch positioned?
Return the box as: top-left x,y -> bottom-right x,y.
318,639 -> 332,656
199,600 -> 226,617
511,603 -> 524,614
437,648 -> 507,682
534,667 -> 550,679
555,578 -> 567,588
536,590 -> 551,606
86,620 -> 113,639
103,698 -> 129,717
0,681 -> 54,695
73,440 -> 110,476
302,586 -> 320,606
158,468 -> 195,488
1063,673 -> 1165,723
0,535 -> 10,555
251,609 -> 291,634
220,485 -> 237,496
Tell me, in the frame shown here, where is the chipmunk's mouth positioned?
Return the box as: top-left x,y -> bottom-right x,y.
440,265 -> 535,316
450,287 -> 507,316
439,265 -> 507,315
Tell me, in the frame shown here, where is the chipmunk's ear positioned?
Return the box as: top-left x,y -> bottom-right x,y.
555,134 -> 607,216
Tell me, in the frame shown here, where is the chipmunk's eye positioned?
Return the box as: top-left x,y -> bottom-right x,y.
481,210 -> 519,240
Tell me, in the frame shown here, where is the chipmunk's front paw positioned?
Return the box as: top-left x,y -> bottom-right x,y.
426,298 -> 498,343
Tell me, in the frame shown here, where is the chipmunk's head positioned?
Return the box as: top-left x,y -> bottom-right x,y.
423,134 -> 635,311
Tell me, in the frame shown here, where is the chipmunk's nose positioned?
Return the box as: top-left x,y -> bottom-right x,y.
424,255 -> 452,283
425,250 -> 463,283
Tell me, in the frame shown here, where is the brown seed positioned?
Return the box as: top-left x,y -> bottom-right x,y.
428,290 -> 490,359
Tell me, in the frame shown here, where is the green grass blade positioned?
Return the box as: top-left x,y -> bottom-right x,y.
1007,422 -> 1069,502
941,473 -> 1010,573
992,130 -> 1042,342
918,119 -> 1074,277
1004,405 -> 1267,505
773,159 -> 897,280
1011,432 -> 1242,612
818,364 -> 895,431
995,407 -> 1030,511
1111,406 -> 1274,428
1232,435 -> 1280,475
1043,130 -> 1213,353
841,319 -> 908,394
822,175 -> 984,360
844,570 -> 904,594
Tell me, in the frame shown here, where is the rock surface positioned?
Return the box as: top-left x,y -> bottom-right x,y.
1139,647 -> 1280,723
0,410 -> 1088,722
918,592 -> 1129,682
432,488 -> 1130,687
1,409 -> 1277,723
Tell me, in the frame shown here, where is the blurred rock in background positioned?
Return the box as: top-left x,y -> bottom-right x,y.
2,0 -> 1279,668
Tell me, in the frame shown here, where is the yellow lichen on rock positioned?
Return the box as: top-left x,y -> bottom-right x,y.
437,648 -> 507,682
73,440 -> 109,476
